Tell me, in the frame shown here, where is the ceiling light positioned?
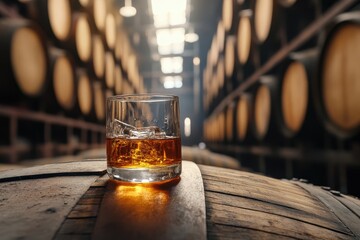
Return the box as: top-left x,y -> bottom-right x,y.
163,76 -> 183,89
171,42 -> 185,54
153,15 -> 169,27
174,77 -> 183,88
160,57 -> 183,73
120,0 -> 136,17
185,32 -> 199,43
164,78 -> 175,89
157,43 -> 184,55
151,0 -> 187,27
153,13 -> 186,27
169,12 -> 186,26
156,28 -> 185,46
158,45 -> 172,55
151,0 -> 187,15
184,117 -> 191,137
193,57 -> 200,65
156,28 -> 185,54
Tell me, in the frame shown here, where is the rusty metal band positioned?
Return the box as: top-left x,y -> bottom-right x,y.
293,181 -> 360,239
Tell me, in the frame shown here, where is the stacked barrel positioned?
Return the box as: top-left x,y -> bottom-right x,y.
203,1 -> 360,152
0,0 -> 145,124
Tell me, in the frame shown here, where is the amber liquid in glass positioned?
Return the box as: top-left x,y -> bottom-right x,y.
107,137 -> 181,168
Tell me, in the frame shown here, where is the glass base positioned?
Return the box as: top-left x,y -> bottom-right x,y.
107,163 -> 181,183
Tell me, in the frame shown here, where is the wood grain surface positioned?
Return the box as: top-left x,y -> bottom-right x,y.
0,175 -> 100,239
199,165 -> 359,240
0,160 -> 106,182
92,161 -> 207,240
56,163 -> 360,239
1,161 -> 359,239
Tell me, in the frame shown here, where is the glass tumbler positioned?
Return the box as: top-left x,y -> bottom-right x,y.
106,94 -> 182,182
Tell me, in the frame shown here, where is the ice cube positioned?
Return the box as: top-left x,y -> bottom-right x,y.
129,126 -> 166,139
112,119 -> 136,137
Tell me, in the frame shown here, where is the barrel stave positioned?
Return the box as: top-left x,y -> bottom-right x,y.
317,12 -> 360,139
279,49 -> 324,141
1,162 -> 359,239
200,164 -> 357,240
0,19 -> 48,105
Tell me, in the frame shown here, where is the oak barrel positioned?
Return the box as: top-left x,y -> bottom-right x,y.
127,53 -> 138,88
222,0 -> 248,33
216,20 -> 225,53
317,12 -> 360,138
182,146 -> 241,170
119,34 -> 131,72
114,28 -> 125,62
252,0 -> 284,64
236,10 -> 252,66
41,48 -> 76,114
210,35 -> 219,70
122,78 -> 132,94
92,34 -> 106,79
209,117 -> 217,143
210,69 -> 218,105
252,0 -> 283,44
27,0 -> 72,43
253,76 -> 280,142
236,9 -> 260,78
91,0 -> 107,32
76,69 -> 93,118
236,93 -> 253,142
280,50 -> 322,139
216,57 -> 225,96
68,13 -> 92,63
0,160 -> 359,239
71,0 -> 90,10
0,19 -> 48,102
216,111 -> 226,143
203,67 -> 210,111
224,35 -> 236,92
209,115 -> 219,142
225,103 -> 235,143
222,0 -> 234,32
105,52 -> 115,89
224,36 -> 235,80
104,12 -> 116,50
114,65 -> 123,95
93,81 -> 105,122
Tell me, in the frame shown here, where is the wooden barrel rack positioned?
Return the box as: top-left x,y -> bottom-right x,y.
204,0 -> 360,196
0,0 -> 144,163
0,105 -> 105,163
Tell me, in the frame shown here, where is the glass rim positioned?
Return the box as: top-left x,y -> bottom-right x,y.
107,94 -> 178,102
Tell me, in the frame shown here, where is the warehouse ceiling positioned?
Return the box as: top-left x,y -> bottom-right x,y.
114,0 -> 222,93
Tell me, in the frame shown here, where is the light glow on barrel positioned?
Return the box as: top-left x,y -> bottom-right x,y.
237,14 -> 251,64
322,24 -> 360,131
93,35 -> 105,78
237,96 -> 249,140
225,36 -> 235,77
222,0 -> 233,31
255,85 -> 271,138
48,0 -> 71,41
53,56 -> 74,110
254,0 -> 273,43
78,72 -> 92,115
282,61 -> 308,132
75,15 -> 91,62
11,27 -> 46,97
